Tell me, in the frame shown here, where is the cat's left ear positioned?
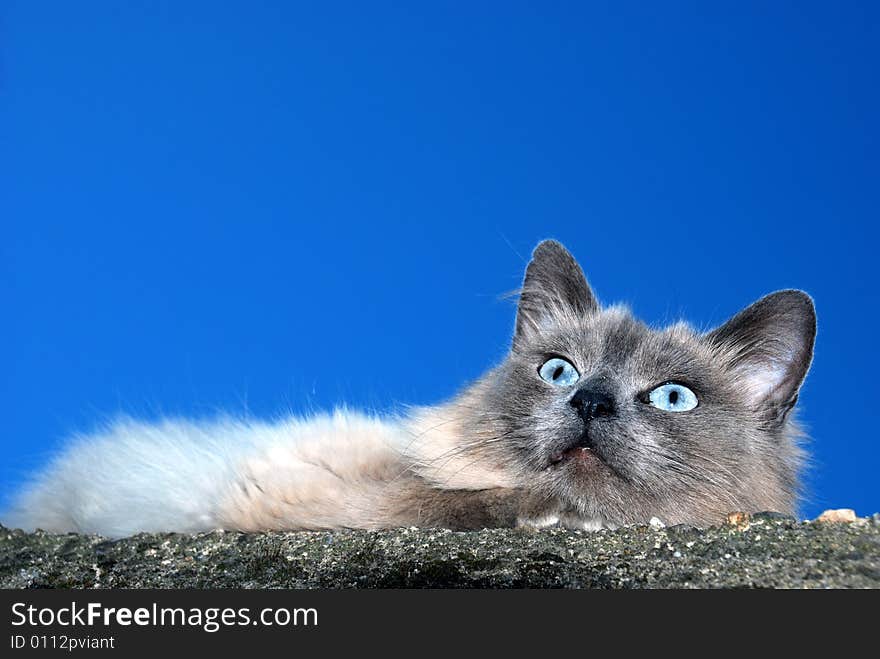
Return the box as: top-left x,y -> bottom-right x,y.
514,240 -> 597,348
707,290 -> 816,423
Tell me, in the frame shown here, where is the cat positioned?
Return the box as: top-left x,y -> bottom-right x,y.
3,240 -> 816,537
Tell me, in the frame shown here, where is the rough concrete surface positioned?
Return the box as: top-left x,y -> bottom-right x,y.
2,512 -> 879,588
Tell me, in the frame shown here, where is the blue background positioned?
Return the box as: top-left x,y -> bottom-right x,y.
3,2 -> 877,519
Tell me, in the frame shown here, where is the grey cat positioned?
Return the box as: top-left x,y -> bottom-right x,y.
5,240 -> 816,537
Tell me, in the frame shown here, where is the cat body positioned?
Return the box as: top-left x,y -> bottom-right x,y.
5,241 -> 816,537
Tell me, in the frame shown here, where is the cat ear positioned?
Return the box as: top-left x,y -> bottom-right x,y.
514,240 -> 597,347
707,290 -> 816,423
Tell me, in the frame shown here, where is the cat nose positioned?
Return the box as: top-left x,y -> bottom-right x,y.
570,387 -> 615,422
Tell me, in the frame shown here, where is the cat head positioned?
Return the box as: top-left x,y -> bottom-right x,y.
433,240 -> 816,527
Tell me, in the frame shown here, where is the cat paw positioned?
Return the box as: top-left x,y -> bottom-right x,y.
516,514 -> 562,530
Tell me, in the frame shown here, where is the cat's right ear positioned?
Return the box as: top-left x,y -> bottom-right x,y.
514,240 -> 597,348
707,290 -> 816,424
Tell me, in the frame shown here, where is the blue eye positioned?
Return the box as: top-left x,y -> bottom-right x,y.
538,358 -> 580,387
647,383 -> 698,412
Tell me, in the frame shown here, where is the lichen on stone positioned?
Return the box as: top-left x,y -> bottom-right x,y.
2,515 -> 878,589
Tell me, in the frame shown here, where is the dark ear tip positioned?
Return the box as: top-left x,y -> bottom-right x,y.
707,288 -> 817,349
532,239 -> 570,259
765,289 -> 817,323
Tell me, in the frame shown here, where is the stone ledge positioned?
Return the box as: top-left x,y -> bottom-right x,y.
2,513 -> 878,588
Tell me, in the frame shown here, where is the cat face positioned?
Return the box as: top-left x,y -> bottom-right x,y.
462,240 -> 816,527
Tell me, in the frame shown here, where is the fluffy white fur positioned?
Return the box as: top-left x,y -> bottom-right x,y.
4,410 -> 415,538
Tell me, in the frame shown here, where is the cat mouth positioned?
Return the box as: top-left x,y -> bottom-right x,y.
548,435 -> 607,469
